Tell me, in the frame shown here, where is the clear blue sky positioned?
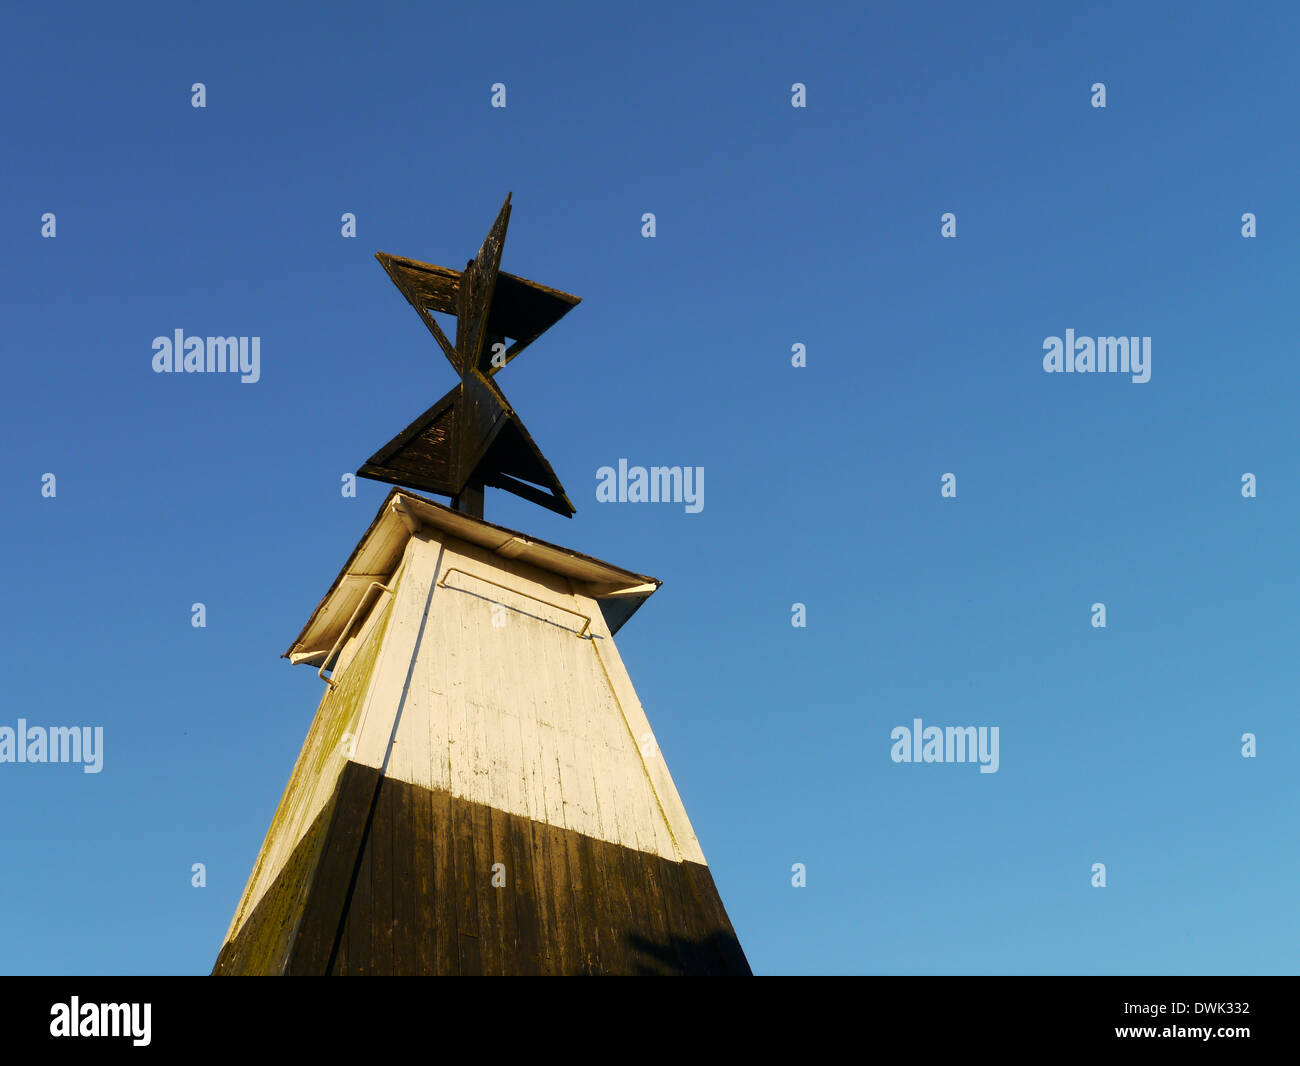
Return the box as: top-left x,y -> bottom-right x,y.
2,1 -> 1297,975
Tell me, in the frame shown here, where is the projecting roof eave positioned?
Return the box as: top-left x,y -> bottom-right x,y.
284,489 -> 661,666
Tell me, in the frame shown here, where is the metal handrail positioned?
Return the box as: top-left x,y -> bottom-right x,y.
438,567 -> 591,637
318,581 -> 394,688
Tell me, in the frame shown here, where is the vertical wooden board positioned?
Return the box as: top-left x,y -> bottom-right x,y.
536,821 -> 578,975
453,790 -> 482,976
507,810 -> 542,975
515,703 -> 543,855
447,689 -> 473,807
561,822 -> 598,974
575,831 -> 620,975
619,846 -> 670,975
581,781 -> 625,969
601,830 -> 641,963
527,816 -> 558,971
540,724 -> 567,832
430,689 -> 454,797
384,701 -> 413,785
499,708 -> 525,824
488,804 -> 519,973
390,778 -> 418,974
346,808 -> 373,975
638,852 -> 688,974
471,799 -> 500,975
571,723 -> 601,841
475,693 -> 499,817
556,725 -> 584,836
585,714 -> 624,851
431,786 -> 459,976
530,617 -> 559,732
411,781 -> 436,975
369,779 -> 396,975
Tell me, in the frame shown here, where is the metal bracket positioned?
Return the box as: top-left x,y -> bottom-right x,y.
437,567 -> 591,637
318,581 -> 394,688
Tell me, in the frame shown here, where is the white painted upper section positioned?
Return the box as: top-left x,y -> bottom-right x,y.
343,528 -> 706,865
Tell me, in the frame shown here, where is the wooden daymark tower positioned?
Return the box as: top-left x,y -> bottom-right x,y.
212,196 -> 751,975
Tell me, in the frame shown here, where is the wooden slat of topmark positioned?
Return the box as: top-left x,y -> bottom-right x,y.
453,783 -> 482,976
431,786 -> 458,976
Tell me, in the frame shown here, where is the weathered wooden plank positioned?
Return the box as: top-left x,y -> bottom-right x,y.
488,803 -> 519,974
453,780 -> 482,976
369,779 -> 396,974
507,807 -> 542,975
527,817 -> 558,970
345,803 -> 373,975
390,776 -> 419,974
471,799 -> 501,974
430,785 -> 458,976
409,774 -> 435,974
538,820 -> 580,975
561,822 -> 598,975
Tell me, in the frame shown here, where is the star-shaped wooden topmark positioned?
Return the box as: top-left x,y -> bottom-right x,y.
358,194 -> 580,518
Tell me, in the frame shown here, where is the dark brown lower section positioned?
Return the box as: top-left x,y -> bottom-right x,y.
213,763 -> 750,975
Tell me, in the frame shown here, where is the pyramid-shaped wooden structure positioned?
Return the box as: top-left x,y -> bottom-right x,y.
212,491 -> 750,975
